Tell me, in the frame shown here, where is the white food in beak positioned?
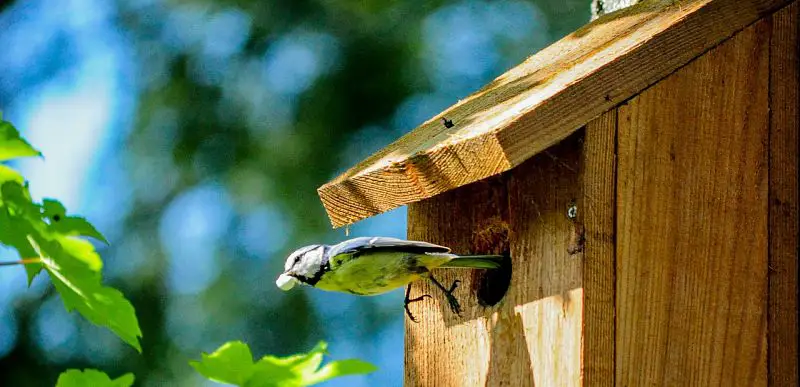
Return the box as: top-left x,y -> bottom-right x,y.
276,273 -> 298,291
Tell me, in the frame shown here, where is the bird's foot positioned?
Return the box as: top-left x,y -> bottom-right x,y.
425,275 -> 463,317
404,284 -> 431,323
443,280 -> 462,315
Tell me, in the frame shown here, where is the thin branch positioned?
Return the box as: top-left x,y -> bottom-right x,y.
0,258 -> 42,267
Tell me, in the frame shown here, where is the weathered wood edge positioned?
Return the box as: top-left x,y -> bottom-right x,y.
319,0 -> 793,228
768,2 -> 799,386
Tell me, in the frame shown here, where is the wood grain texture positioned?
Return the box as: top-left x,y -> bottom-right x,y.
405,133 -> 592,386
768,3 -> 799,386
615,20 -> 770,386
404,175 -> 514,387
580,111 -> 617,387
507,135 -> 584,387
319,0 -> 793,228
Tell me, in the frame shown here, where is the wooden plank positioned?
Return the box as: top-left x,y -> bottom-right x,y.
405,133 -> 589,386
615,20 -> 770,386
404,175 -> 513,386
768,3 -> 799,386
580,111 -> 617,387
319,0 -> 793,228
506,134 -> 584,387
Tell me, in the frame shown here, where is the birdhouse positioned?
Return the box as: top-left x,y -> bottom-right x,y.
318,0 -> 798,385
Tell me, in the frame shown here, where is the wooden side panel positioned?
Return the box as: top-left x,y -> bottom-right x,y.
405,131 -> 612,386
616,20 -> 770,387
581,111 -> 618,387
768,3 -> 799,386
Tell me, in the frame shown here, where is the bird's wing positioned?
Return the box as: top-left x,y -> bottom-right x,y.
328,237 -> 451,257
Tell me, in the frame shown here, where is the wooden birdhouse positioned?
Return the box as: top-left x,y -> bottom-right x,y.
318,0 -> 798,385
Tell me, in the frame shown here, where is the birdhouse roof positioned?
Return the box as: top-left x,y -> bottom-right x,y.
318,0 -> 790,228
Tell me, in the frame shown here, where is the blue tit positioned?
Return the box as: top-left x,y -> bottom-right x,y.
275,236 -> 503,321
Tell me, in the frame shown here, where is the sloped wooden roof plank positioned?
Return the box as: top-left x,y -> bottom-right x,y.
318,0 -> 793,228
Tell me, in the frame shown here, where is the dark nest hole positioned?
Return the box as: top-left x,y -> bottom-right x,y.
477,252 -> 511,307
472,218 -> 512,307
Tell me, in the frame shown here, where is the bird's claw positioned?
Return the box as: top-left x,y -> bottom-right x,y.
404,285 -> 432,323
448,279 -> 461,293
423,276 -> 464,317
444,280 -> 462,316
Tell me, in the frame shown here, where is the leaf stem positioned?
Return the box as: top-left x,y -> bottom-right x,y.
0,258 -> 42,267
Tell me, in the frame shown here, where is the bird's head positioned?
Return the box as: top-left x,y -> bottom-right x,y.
276,244 -> 327,291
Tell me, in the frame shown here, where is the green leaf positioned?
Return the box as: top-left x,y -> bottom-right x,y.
0,119 -> 41,161
302,359 -> 378,385
192,341 -> 377,387
257,341 -> 326,377
0,182 -> 45,283
42,198 -> 67,219
0,164 -> 24,184
246,360 -> 296,387
55,369 -> 135,387
190,341 -> 256,385
283,341 -> 326,379
43,198 -> 108,244
1,181 -> 37,214
0,120 -> 141,351
53,216 -> 109,244
0,208 -> 44,284
30,236 -> 142,352
57,236 -> 103,272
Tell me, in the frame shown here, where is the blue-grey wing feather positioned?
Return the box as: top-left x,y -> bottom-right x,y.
327,237 -> 450,257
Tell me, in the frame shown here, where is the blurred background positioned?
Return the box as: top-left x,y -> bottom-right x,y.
0,0 -> 589,385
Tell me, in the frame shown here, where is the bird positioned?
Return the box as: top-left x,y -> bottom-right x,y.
275,236 -> 504,321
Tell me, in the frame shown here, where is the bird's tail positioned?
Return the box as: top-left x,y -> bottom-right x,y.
439,255 -> 504,269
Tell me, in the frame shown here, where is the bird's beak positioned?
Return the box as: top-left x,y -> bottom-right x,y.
276,273 -> 298,291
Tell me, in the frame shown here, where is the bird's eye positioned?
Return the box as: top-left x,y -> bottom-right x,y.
293,256 -> 301,265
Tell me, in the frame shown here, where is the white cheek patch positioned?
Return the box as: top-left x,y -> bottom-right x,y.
276,274 -> 298,290
285,251 -> 301,271
293,247 -> 323,277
